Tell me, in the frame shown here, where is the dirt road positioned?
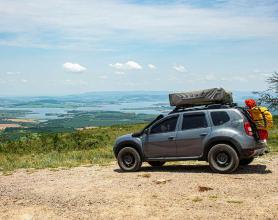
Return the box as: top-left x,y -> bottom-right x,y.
0,155 -> 277,220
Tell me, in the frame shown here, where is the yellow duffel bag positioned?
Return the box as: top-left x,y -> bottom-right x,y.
249,106 -> 273,130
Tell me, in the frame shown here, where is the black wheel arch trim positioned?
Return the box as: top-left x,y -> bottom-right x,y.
114,141 -> 144,159
203,137 -> 242,159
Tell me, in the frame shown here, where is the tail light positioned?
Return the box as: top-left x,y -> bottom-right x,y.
244,122 -> 253,136
258,130 -> 268,140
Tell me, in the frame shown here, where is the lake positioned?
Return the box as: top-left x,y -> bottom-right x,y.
0,90 -> 273,119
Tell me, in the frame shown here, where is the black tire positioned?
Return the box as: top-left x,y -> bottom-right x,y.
208,144 -> 239,174
240,157 -> 254,165
117,147 -> 142,172
148,161 -> 166,167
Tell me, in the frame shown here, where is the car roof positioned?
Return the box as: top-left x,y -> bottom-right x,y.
168,104 -> 235,115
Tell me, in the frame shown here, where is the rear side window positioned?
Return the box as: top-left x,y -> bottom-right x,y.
150,116 -> 178,134
211,111 -> 230,126
182,113 -> 208,130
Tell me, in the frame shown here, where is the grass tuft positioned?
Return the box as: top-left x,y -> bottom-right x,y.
227,200 -> 243,204
192,197 -> 203,202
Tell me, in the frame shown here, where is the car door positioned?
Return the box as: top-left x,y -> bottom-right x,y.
175,112 -> 211,157
143,115 -> 179,158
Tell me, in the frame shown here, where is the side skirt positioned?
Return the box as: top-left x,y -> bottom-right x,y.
145,156 -> 202,162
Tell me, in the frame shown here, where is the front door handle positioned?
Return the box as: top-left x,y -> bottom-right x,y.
168,136 -> 175,140
200,133 -> 208,137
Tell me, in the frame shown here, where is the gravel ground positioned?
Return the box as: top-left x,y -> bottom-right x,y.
0,155 -> 277,220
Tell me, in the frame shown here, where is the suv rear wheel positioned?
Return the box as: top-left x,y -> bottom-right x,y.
148,161 -> 166,167
240,157 -> 254,165
208,144 -> 239,174
117,147 -> 142,172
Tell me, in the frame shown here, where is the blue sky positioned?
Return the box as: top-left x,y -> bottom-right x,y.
0,0 -> 278,96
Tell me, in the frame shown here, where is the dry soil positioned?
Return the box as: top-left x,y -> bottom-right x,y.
0,155 -> 277,220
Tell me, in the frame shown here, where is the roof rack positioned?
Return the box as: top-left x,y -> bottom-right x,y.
168,103 -> 238,115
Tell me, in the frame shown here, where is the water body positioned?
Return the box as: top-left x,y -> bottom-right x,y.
0,102 -> 169,120
1,91 -> 273,120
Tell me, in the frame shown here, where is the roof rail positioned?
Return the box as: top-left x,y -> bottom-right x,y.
168,103 -> 238,115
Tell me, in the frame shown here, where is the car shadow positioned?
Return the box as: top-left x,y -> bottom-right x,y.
114,164 -> 271,174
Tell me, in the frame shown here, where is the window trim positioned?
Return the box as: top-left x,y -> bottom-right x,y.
210,111 -> 230,126
181,112 -> 208,130
150,115 -> 179,134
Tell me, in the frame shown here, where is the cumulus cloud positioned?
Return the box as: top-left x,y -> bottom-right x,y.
63,62 -> 87,73
173,64 -> 187,73
148,64 -> 156,70
109,61 -> 142,70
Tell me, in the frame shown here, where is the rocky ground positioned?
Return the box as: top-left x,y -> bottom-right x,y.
0,155 -> 277,220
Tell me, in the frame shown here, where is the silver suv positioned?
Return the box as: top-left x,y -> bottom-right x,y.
113,105 -> 267,173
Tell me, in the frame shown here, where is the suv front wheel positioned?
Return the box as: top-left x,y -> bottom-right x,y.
117,147 -> 142,172
208,144 -> 239,174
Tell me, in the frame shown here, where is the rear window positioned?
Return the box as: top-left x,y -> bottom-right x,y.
211,111 -> 230,126
182,113 -> 208,130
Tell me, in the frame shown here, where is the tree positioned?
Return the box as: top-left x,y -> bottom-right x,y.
254,72 -> 278,110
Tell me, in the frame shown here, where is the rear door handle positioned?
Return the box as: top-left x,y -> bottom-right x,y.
168,136 -> 175,140
200,133 -> 208,137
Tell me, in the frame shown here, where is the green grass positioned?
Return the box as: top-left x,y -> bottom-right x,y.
0,124 -> 145,172
0,148 -> 113,171
0,116 -> 277,173
268,115 -> 278,152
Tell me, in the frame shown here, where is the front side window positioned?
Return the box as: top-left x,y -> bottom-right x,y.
182,113 -> 208,130
211,111 -> 230,126
150,117 -> 178,134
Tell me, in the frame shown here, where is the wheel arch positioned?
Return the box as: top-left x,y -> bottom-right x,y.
114,141 -> 143,159
203,137 -> 242,160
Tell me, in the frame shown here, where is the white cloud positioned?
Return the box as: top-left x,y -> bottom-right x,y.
63,62 -> 87,73
148,64 -> 156,70
173,64 -> 187,73
125,61 -> 142,70
109,63 -> 124,69
1,1 -> 277,49
109,61 -> 142,70
6,71 -> 21,75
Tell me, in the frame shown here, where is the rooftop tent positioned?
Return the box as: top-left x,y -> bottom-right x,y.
169,88 -> 233,107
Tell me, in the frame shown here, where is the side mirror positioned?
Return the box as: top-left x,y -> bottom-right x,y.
144,128 -> 149,135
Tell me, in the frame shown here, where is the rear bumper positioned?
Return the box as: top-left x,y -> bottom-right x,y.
253,148 -> 266,156
241,141 -> 267,158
